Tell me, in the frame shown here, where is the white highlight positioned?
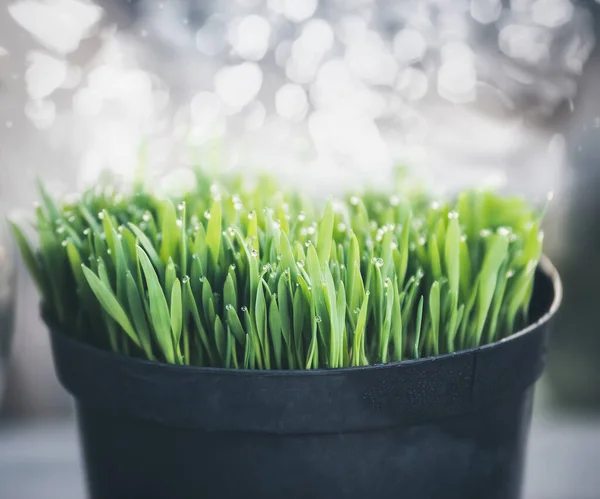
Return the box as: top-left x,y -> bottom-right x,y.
8,0 -> 103,54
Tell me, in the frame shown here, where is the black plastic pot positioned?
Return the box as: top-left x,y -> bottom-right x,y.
48,258 -> 561,499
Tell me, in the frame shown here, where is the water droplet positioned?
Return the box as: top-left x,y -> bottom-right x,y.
251,249 -> 259,257
497,227 -> 511,237
61,240 -> 68,247
204,210 -> 211,220
297,212 -> 306,222
83,228 -> 91,236
350,196 -> 359,206
178,202 -> 186,211
337,223 -> 347,232
98,212 -> 105,220
306,226 -> 316,235
56,226 -> 65,234
372,257 -> 384,268
480,229 -> 492,238
417,237 -> 426,246
241,306 -> 248,312
297,260 -> 304,267
354,307 -> 360,314
277,254 -> 283,261
448,211 -> 459,220
230,264 -> 236,270
315,315 -> 322,323
225,304 -> 234,311
263,264 -> 271,272
506,270 -> 515,279
107,249 -> 112,255
176,220 -> 183,228
248,211 -> 255,220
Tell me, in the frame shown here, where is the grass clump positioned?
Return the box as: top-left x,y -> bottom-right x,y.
11,171 -> 544,369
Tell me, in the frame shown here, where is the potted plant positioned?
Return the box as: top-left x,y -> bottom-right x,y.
11,171 -> 560,499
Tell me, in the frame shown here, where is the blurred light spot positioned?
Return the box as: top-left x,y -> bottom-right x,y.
230,15 -> 271,61
267,0 -> 284,13
437,59 -> 477,104
276,84 -> 308,121
8,0 -> 103,54
499,24 -> 550,65
470,0 -> 502,25
282,0 -> 318,23
25,51 -> 67,99
441,41 -> 475,62
190,91 -> 222,128
393,29 -> 427,64
302,19 -> 335,51
196,16 -> 227,56
311,59 -> 385,118
336,16 -> 368,46
0,47 -> 7,58
562,34 -> 594,74
244,101 -> 267,131
73,88 -> 102,116
24,99 -> 56,129
532,0 -> 573,28
308,111 -> 388,165
346,31 -> 397,85
286,21 -> 333,84
396,67 -> 429,101
214,63 -> 263,109
118,70 -> 154,118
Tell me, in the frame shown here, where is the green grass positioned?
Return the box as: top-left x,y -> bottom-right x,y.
10,170 -> 544,369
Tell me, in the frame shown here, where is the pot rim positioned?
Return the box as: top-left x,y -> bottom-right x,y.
47,257 -> 560,432
46,255 -> 561,377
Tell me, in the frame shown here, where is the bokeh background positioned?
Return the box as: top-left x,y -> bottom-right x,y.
1,0 -> 600,497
